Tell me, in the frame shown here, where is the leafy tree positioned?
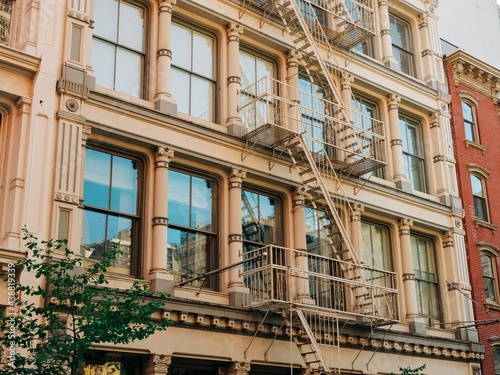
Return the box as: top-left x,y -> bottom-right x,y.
0,229 -> 172,375
390,364 -> 427,375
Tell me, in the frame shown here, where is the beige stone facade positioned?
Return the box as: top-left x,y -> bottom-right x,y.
0,0 -> 485,374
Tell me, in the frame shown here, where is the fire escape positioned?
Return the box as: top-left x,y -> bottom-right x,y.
237,1 -> 398,373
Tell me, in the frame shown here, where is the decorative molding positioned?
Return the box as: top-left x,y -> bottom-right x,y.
228,234 -> 242,243
154,146 -> 174,168
153,217 -> 168,226
398,218 -> 413,235
55,192 -> 80,205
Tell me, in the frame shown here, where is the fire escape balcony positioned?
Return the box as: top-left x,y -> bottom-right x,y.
239,76 -> 386,177
242,245 -> 398,322
239,0 -> 376,50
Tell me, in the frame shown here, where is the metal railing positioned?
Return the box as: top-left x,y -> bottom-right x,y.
241,245 -> 398,322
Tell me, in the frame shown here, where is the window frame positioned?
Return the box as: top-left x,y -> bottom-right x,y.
91,0 -> 148,99
461,99 -> 479,143
0,0 -> 13,47
170,18 -> 217,122
481,251 -> 499,304
389,12 -> 415,77
411,233 -> 441,327
81,146 -> 143,277
167,166 -> 219,289
241,187 -> 282,252
471,173 -> 489,222
352,95 -> 385,179
399,113 -> 427,193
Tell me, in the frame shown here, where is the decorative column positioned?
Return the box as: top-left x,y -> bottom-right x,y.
154,0 -> 177,115
226,362 -> 251,375
378,0 -> 399,70
349,203 -> 364,262
398,218 -> 425,335
145,354 -> 171,375
387,94 -> 411,192
149,146 -> 175,294
286,49 -> 301,133
227,167 -> 250,306
429,112 -> 450,205
340,74 -> 354,162
226,22 -> 245,136
292,187 -> 313,304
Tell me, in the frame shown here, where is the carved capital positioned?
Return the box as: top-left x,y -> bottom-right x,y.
82,125 -> 92,147
227,22 -> 244,39
387,93 -> 401,108
227,362 -> 251,375
442,231 -> 454,248
154,146 -> 174,168
291,186 -> 307,207
228,167 -> 246,188
398,217 -> 413,235
158,0 -> 175,13
350,203 -> 364,222
146,354 -> 171,374
286,49 -> 299,68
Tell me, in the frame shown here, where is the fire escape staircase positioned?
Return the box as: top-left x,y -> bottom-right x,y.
238,1 -> 395,372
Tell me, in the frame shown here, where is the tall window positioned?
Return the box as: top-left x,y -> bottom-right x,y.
167,169 -> 217,288
493,347 -> 500,374
389,13 -> 415,77
361,221 -> 392,272
299,77 -> 327,155
481,253 -> 498,303
239,50 -> 276,129
411,234 -> 440,327
462,100 -> 478,142
297,0 -> 325,25
0,0 -> 12,46
241,189 -> 279,252
171,22 -> 216,122
92,0 -> 145,98
352,96 -> 384,178
471,174 -> 488,222
400,114 -> 426,192
81,148 -> 139,276
305,206 -> 331,257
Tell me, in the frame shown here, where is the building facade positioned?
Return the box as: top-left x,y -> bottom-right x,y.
443,48 -> 500,375
0,0 -> 485,374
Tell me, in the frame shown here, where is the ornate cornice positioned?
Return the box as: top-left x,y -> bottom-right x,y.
446,50 -> 500,103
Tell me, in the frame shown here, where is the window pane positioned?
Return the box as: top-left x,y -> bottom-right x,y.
471,175 -> 484,196
107,215 -> 132,268
171,23 -> 192,70
240,51 -> 256,88
191,76 -> 214,121
94,0 -> 118,41
242,191 -> 259,242
260,196 -> 276,244
462,101 -> 473,121
115,48 -> 142,97
171,68 -> 190,115
168,170 -> 191,227
192,31 -> 214,78
111,155 -> 137,214
81,210 -> 107,258
118,1 -> 144,51
84,149 -> 111,208
191,176 -> 213,231
92,39 -> 116,90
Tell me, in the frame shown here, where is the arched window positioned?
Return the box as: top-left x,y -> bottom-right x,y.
471,174 -> 488,222
462,100 -> 478,143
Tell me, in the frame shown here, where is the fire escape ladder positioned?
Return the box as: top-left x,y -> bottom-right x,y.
285,134 -> 392,319
284,308 -> 338,374
274,0 -> 375,174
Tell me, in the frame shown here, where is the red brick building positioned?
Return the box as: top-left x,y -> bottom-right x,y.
444,48 -> 500,375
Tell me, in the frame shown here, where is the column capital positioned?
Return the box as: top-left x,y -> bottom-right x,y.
442,231 -> 454,248
286,49 -> 300,67
154,146 -> 174,168
158,0 -> 176,13
398,217 -> 413,234
227,22 -> 244,38
228,167 -> 246,182
377,0 -> 388,8
350,203 -> 364,222
82,125 -> 92,147
387,93 -> 401,108
16,96 -> 32,113
145,354 -> 171,375
429,111 -> 440,128
227,362 -> 251,375
341,73 -> 354,89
